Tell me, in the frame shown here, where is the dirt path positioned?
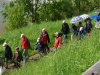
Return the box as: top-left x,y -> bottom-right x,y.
4,54 -> 41,73
3,47 -> 54,74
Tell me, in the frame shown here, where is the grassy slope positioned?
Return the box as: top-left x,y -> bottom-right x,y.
6,28 -> 100,75
0,13 -> 100,75
0,20 -> 64,56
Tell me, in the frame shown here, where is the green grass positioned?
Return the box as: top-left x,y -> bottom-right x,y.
0,20 -> 63,56
11,29 -> 100,75
0,12 -> 100,75
4,28 -> 100,75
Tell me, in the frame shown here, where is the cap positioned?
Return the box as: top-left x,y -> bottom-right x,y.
55,32 -> 59,35
20,34 -> 24,38
62,20 -> 65,23
42,28 -> 45,31
15,47 -> 19,50
2,42 -> 7,47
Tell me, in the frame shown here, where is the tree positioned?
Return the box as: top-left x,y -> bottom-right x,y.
1,0 -> 100,31
1,2 -> 27,31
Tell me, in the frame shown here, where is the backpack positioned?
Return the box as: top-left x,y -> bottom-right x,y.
26,38 -> 31,49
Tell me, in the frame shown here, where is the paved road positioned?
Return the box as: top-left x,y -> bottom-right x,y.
82,60 -> 100,75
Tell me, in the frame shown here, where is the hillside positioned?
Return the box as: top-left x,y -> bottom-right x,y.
0,20 -> 64,56
0,17 -> 100,75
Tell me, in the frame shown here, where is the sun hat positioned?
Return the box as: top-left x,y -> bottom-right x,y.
42,28 -> 45,31
15,47 -> 19,50
2,42 -> 7,47
20,34 -> 24,38
55,32 -> 59,35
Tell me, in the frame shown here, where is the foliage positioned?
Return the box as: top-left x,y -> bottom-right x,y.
1,2 -> 27,31
1,0 -> 100,30
16,0 -> 41,22
37,0 -> 73,21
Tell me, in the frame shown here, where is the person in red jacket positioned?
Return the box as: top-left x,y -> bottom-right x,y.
20,34 -> 30,63
54,32 -> 62,50
40,28 -> 50,54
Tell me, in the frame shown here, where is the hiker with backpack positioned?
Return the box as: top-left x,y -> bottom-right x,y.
12,47 -> 23,68
61,20 -> 70,43
2,42 -> 13,69
35,38 -> 45,55
20,34 -> 30,63
71,23 -> 78,40
85,20 -> 92,36
77,22 -> 86,40
54,32 -> 62,50
40,28 -> 50,54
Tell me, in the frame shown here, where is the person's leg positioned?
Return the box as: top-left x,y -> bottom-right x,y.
23,49 -> 29,63
13,61 -> 16,67
43,48 -> 45,54
77,31 -> 81,40
45,44 -> 50,53
83,30 -> 87,35
25,50 -> 29,60
43,44 -> 48,54
15,62 -> 17,67
63,34 -> 67,43
80,31 -> 83,40
18,62 -> 21,67
14,61 -> 20,68
43,45 -> 46,54
88,31 -> 91,36
5,58 -> 8,68
23,49 -> 25,60
16,62 -> 20,68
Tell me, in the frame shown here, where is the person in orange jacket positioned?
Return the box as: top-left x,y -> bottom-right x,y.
58,32 -> 62,46
20,34 -> 30,63
54,32 -> 62,50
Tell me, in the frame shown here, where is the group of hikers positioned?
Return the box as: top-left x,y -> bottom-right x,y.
0,13 -> 100,74
1,18 -> 92,69
71,18 -> 92,40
